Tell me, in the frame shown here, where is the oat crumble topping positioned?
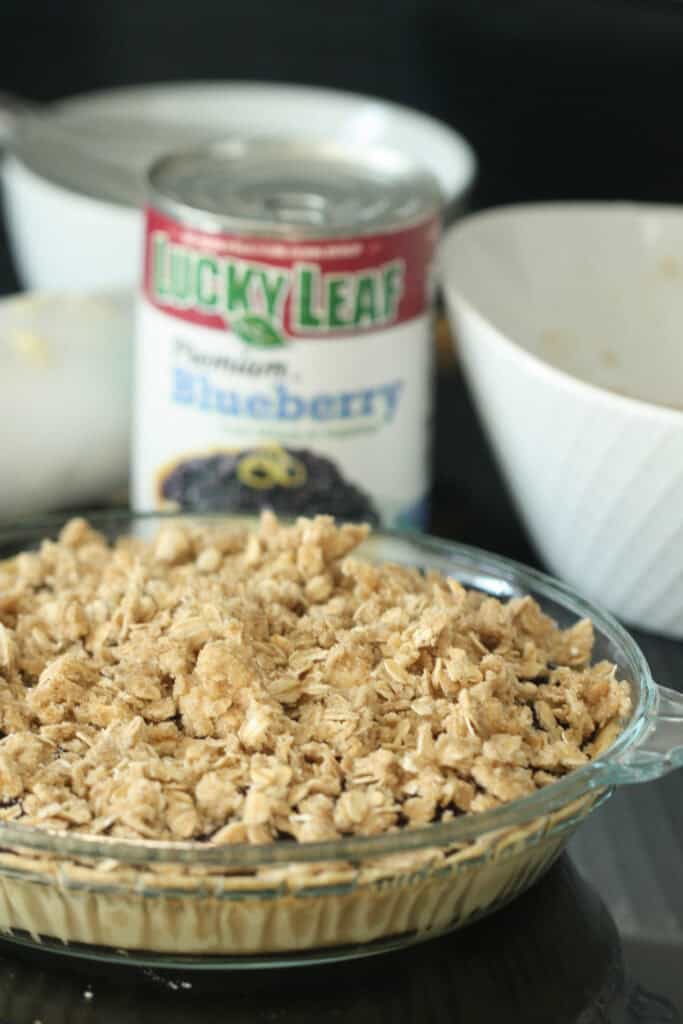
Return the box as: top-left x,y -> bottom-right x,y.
0,514 -> 631,845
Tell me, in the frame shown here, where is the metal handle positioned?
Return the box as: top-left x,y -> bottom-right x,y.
4,103 -> 141,206
607,684 -> 683,784
0,92 -> 37,148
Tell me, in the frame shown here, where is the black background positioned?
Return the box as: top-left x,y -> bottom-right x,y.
3,0 -> 683,211
3,0 -> 683,559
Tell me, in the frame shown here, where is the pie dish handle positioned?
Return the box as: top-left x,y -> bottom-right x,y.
606,684 -> 683,785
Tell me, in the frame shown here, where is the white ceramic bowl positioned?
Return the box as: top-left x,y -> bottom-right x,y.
0,290 -> 133,516
1,81 -> 476,291
442,202 -> 683,638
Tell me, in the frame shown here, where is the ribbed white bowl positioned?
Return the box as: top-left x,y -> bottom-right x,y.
442,202 -> 683,638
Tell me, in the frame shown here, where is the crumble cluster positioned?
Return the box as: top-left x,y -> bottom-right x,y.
0,513 -> 631,845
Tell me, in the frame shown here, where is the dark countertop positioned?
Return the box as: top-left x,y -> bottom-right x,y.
0,261 -> 682,1020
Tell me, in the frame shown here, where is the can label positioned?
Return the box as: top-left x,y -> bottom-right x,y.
133,208 -> 438,527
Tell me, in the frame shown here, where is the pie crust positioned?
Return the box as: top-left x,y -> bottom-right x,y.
0,794 -> 598,955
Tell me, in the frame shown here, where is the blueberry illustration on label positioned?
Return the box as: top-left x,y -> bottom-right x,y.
158,445 -> 380,524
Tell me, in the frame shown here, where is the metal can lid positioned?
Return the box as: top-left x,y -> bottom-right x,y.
148,138 -> 441,238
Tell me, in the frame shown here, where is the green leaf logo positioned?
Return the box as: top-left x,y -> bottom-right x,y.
232,315 -> 284,348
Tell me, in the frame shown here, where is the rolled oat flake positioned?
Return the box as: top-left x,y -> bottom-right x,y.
133,138 -> 441,527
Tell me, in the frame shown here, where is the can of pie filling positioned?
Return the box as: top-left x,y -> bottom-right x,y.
133,139 -> 441,527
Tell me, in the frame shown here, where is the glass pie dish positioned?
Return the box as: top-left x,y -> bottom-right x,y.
0,510 -> 681,971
